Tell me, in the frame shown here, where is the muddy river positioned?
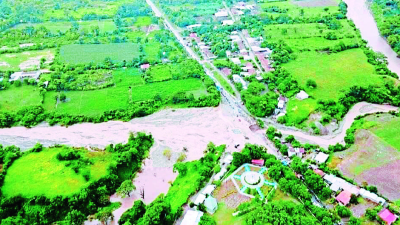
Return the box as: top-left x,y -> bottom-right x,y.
343,0 -> 400,75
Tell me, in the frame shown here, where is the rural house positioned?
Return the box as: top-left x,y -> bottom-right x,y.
336,190 -> 352,206
10,71 -> 41,82
180,210 -> 204,225
314,152 -> 329,164
204,196 -> 218,214
378,208 -> 398,225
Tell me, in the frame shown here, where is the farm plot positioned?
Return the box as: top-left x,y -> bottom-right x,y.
0,49 -> 55,71
263,21 -> 359,51
335,114 -> 400,201
260,0 -> 340,19
59,43 -> 140,64
1,147 -> 113,198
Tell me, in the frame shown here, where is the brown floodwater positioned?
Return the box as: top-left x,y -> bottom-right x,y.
343,0 -> 400,76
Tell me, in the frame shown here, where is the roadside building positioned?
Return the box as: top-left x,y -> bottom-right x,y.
180,210 -> 204,225
140,64 -> 150,71
186,24 -> 202,30
214,167 -> 227,181
215,10 -> 229,18
221,68 -> 231,76
314,152 -> 329,164
10,71 -> 41,82
378,208 -> 398,225
204,196 -> 218,214
314,169 -> 325,177
336,190 -> 352,206
230,58 -> 241,65
194,194 -> 206,205
251,159 -> 264,166
222,20 -> 234,26
202,185 -> 216,196
256,53 -> 270,71
360,188 -> 386,205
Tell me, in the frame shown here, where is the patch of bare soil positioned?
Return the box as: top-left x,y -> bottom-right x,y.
350,201 -> 377,217
337,130 -> 400,201
0,62 -> 10,67
293,0 -> 338,7
0,164 -> 3,173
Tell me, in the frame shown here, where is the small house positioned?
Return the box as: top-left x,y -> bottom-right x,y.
336,190 -> 352,206
230,58 -> 241,65
314,169 -> 325,177
215,11 -> 229,18
222,20 -> 234,26
140,64 -> 150,71
378,208 -> 398,225
202,185 -> 216,196
251,159 -> 265,166
180,210 -> 204,225
194,194 -> 206,205
221,68 -> 231,76
10,71 -> 41,82
204,196 -> 218,214
296,90 -> 309,100
314,152 -> 329,164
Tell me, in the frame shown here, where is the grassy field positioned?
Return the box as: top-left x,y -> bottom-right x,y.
0,85 -> 42,112
135,16 -> 153,26
282,49 -> 382,123
0,49 -> 55,71
284,98 -> 318,125
14,20 -> 117,33
212,202 -> 245,225
1,147 -> 113,198
260,0 -> 340,19
59,43 -> 140,64
264,21 -> 359,51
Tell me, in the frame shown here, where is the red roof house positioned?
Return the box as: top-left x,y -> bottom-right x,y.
140,64 -> 150,70
313,169 -> 325,177
189,33 -> 197,38
251,159 -> 264,166
336,190 -> 352,206
378,209 -> 398,225
221,68 -> 231,76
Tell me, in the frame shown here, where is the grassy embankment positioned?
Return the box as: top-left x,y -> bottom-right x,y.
2,147 -> 113,198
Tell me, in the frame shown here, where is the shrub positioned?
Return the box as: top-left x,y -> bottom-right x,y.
14,80 -> 22,87
177,152 -> 186,162
214,164 -> 221,173
306,79 -> 317,88
163,149 -> 172,160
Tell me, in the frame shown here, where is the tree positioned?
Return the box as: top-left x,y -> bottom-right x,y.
336,205 -> 352,218
199,214 -> 216,225
306,79 -> 317,88
117,180 -> 136,198
173,162 -> 187,176
63,210 -> 86,225
96,209 -> 114,225
60,93 -> 67,102
163,149 -> 172,160
14,80 -> 21,87
348,216 -> 361,225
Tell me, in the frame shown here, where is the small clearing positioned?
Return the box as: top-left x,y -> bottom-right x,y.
293,0 -> 339,7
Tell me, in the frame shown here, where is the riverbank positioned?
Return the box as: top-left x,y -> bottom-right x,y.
343,0 -> 400,76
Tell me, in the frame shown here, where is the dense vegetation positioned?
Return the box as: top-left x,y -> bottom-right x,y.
0,132 -> 154,224
371,0 -> 400,56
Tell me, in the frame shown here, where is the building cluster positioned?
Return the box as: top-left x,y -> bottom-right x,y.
181,154 -> 233,225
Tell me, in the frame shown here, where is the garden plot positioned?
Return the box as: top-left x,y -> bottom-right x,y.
59,43 -> 140,64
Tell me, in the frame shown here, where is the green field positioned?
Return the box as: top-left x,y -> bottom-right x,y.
212,203 -> 245,225
284,49 -> 381,101
264,21 -> 359,51
0,85 -> 43,112
0,49 -> 55,70
59,43 -> 140,64
135,16 -> 153,26
368,116 -> 400,151
14,20 -> 117,33
260,1 -> 340,19
1,147 -> 113,198
283,49 -> 382,123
